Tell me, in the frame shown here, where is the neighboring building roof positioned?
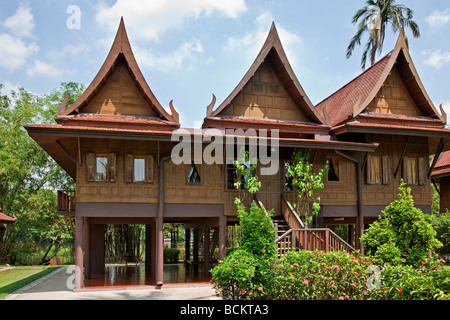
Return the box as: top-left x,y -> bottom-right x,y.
59,17 -> 179,125
0,212 -> 16,224
206,22 -> 326,127
316,33 -> 447,128
432,151 -> 450,179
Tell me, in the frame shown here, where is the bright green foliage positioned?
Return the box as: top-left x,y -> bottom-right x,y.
347,0 -> 420,69
0,82 -> 83,264
286,149 -> 328,225
211,248 -> 260,300
361,181 -> 442,266
367,262 -> 450,300
433,211 -> 450,255
211,151 -> 277,300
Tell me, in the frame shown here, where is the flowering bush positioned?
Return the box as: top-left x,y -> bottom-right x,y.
270,250 -> 372,300
367,260 -> 450,300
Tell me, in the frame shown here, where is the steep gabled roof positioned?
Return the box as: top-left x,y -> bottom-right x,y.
316,33 -> 446,127
207,22 -> 326,125
60,18 -> 179,124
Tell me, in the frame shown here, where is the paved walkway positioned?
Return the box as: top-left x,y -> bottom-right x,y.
5,266 -> 217,300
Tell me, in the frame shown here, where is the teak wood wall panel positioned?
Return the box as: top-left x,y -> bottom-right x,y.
219,61 -> 310,122
367,68 -> 422,116
81,61 -> 159,117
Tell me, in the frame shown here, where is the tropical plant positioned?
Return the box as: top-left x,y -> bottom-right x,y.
211,151 -> 277,300
286,149 -> 328,227
346,0 -> 420,69
361,181 -> 442,266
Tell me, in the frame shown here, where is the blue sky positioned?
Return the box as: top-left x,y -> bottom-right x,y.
1,0 -> 450,127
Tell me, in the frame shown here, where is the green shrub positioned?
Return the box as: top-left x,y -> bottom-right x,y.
433,211 -> 450,255
163,248 -> 180,263
210,248 -> 261,300
361,181 -> 442,266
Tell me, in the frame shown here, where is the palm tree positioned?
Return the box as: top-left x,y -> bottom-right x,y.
346,0 -> 420,69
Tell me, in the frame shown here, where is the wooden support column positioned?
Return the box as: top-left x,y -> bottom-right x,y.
218,215 -> 226,260
155,217 -> 164,287
145,224 -> 151,275
74,215 -> 84,290
185,228 -> 191,263
90,223 -> 105,275
193,228 -> 199,274
355,161 -> 364,254
84,219 -> 90,280
204,227 -> 210,275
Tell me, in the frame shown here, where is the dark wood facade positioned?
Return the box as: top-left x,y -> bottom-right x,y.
26,19 -> 450,289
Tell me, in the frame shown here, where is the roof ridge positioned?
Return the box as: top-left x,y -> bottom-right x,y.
316,51 -> 392,108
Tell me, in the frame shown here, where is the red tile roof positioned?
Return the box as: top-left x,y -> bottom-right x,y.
316,33 -> 445,128
0,212 -> 16,223
316,53 -> 391,127
432,151 -> 450,178
55,114 -> 180,130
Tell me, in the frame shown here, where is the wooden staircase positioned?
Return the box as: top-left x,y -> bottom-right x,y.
273,194 -> 355,256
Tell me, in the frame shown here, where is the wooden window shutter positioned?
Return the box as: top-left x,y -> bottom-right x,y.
366,155 -> 374,184
418,157 -> 428,186
87,153 -> 95,182
108,153 -> 117,182
146,155 -> 154,183
403,157 -> 409,184
125,154 -> 133,183
382,156 -> 390,185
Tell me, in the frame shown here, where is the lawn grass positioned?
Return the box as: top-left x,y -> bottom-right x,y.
0,266 -> 60,299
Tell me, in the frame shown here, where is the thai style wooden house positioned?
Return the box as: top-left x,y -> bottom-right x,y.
0,211 -> 16,264
432,151 -> 450,213
25,18 -> 450,290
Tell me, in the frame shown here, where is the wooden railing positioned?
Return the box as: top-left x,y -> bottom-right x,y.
280,194 -> 304,229
57,190 -> 76,213
275,228 -> 355,256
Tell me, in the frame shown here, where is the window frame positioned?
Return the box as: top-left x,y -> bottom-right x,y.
326,156 -> 340,182
87,152 -> 116,183
187,161 -> 202,185
125,154 -> 154,184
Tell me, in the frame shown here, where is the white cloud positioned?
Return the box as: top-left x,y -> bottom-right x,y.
47,43 -> 90,61
2,4 -> 35,38
422,49 -> 450,69
0,33 -> 39,71
426,8 -> 450,29
26,60 -> 73,79
224,11 -> 302,65
134,38 -> 204,72
96,0 -> 246,42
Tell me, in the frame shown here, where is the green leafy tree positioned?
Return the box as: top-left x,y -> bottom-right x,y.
346,0 -> 420,69
361,181 -> 442,266
286,149 -> 328,227
0,82 -> 83,264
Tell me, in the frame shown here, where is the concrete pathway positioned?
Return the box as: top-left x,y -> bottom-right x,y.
5,266 -> 217,300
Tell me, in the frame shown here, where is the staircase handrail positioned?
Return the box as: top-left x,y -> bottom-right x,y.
274,228 -> 355,254
281,194 -> 305,229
